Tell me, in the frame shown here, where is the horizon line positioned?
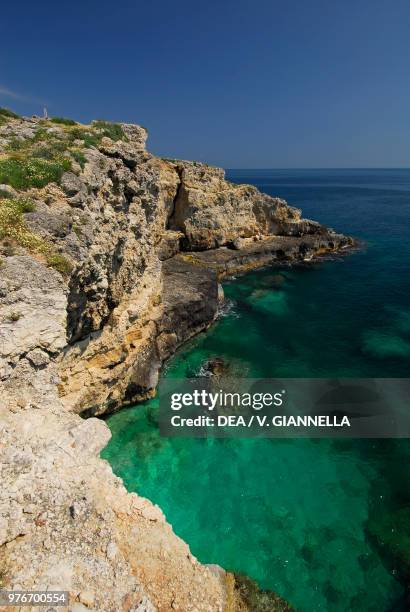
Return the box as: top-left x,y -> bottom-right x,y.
225,166 -> 410,171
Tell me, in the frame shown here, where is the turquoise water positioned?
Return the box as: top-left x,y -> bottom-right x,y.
103,170 -> 410,611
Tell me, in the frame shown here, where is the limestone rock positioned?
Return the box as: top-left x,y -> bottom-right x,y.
0,256 -> 67,361
26,348 -> 50,368
61,172 -> 87,197
157,230 -> 184,260
0,183 -> 17,198
78,590 -> 95,607
167,160 -> 323,250
157,258 -> 219,361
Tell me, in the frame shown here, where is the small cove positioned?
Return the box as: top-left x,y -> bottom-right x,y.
103,169 -> 410,611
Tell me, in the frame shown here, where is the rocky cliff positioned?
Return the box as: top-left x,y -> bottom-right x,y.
0,111 -> 353,610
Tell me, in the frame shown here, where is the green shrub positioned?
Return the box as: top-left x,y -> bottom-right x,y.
0,108 -> 19,119
3,129 -> 75,187
68,127 -> 100,148
0,197 -> 73,276
6,129 -> 55,153
0,197 -> 45,249
0,108 -> 20,126
72,224 -> 81,238
14,197 -> 35,213
3,242 -> 15,256
0,156 -> 71,189
5,137 -> 27,152
71,148 -> 87,169
93,120 -> 125,141
50,116 -> 77,126
46,253 -> 73,275
32,140 -> 69,160
43,120 -> 125,151
32,128 -> 54,142
6,129 -> 80,177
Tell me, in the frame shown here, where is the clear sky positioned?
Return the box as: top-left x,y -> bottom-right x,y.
1,0 -> 409,168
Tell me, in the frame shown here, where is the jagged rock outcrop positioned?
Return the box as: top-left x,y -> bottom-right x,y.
0,112 -> 354,610
167,160 -> 323,250
0,405 -> 228,611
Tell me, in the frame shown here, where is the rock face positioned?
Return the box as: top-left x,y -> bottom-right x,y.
157,258 -> 219,361
167,161 -> 323,250
0,408 -> 227,611
0,113 -> 354,610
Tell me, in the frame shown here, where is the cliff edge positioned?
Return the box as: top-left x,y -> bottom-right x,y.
0,110 -> 352,610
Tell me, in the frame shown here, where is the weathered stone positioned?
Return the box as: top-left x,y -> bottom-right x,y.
61,172 -> 86,197
167,160 -> 323,250
0,256 -> 67,362
157,230 -> 184,260
79,590 -> 95,607
135,596 -> 156,612
231,237 -> 246,250
26,348 -> 50,368
0,183 -> 17,198
175,233 -> 353,279
157,258 -> 219,361
106,541 -> 118,560
70,605 -> 90,612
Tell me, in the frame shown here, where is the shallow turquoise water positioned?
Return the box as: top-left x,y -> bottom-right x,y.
103,170 -> 410,611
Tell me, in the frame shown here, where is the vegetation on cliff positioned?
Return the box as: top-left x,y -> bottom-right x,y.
0,117 -> 126,190
0,196 -> 72,274
0,155 -> 71,189
0,107 -> 20,125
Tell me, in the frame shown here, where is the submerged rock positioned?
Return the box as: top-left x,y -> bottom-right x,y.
201,356 -> 230,377
230,572 -> 294,611
269,273 -> 286,287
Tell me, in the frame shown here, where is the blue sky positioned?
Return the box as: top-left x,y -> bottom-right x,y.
1,0 -> 409,167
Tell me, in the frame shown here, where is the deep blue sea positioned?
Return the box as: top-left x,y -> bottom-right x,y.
103,169 -> 410,611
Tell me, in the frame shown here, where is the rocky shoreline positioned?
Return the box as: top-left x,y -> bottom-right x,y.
0,111 -> 355,610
